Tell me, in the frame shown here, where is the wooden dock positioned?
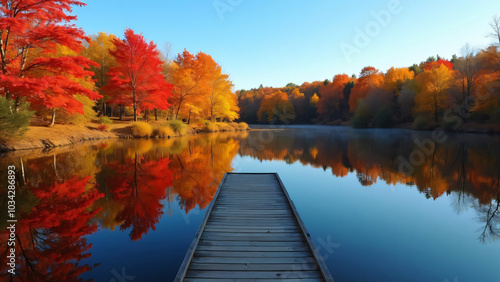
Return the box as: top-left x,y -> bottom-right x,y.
175,173 -> 334,281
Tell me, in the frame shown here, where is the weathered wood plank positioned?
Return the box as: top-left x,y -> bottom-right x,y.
189,263 -> 318,271
191,257 -> 317,264
196,245 -> 310,252
194,251 -> 311,258
201,235 -> 305,242
204,227 -> 299,231
185,270 -> 323,279
198,240 -> 307,247
184,279 -> 323,282
202,231 -> 303,236
206,222 -> 299,228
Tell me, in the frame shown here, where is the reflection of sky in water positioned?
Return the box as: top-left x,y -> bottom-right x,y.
1,127 -> 499,281
81,203 -> 207,281
233,157 -> 500,281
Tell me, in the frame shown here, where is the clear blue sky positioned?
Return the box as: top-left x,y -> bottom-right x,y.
74,0 -> 499,90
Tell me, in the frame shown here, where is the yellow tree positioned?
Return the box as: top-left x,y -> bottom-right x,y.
310,93 -> 319,106
384,67 -> 415,95
289,88 -> 306,121
198,53 -> 240,121
84,32 -> 117,115
168,50 -> 210,120
257,90 -> 295,123
414,64 -> 454,122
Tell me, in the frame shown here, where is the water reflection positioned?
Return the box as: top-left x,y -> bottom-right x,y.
0,132 -> 246,280
239,127 -> 500,243
0,127 -> 499,280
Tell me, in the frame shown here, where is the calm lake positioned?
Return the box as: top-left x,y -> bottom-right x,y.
1,126 -> 499,281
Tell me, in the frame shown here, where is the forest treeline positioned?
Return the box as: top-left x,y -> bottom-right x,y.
1,0 -> 500,140
237,17 -> 500,129
0,0 -> 240,141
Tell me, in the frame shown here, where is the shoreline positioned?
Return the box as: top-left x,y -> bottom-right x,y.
2,121 -> 499,153
251,121 -> 500,134
0,121 -> 250,153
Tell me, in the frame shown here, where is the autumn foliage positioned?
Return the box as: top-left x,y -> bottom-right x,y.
317,74 -> 351,121
0,0 -> 101,125
0,0 -> 242,134
257,90 -> 295,122
105,29 -> 173,121
168,50 -> 239,122
238,40 -> 500,129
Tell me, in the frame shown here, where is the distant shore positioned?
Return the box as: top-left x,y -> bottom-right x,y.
250,121 -> 500,134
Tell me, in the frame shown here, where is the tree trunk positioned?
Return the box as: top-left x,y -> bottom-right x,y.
14,96 -> 20,111
175,104 -> 181,120
50,108 -> 56,126
20,157 -> 26,185
434,103 -> 438,123
132,88 -> 137,122
155,109 -> 158,121
188,110 -> 191,124
119,105 -> 123,120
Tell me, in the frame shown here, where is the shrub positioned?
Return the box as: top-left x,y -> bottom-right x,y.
97,125 -> 109,132
440,120 -> 456,132
413,115 -> 429,130
490,107 -> 500,122
131,122 -> 152,138
153,125 -> 175,138
237,122 -> 250,130
469,112 -> 489,123
216,122 -> 235,132
229,122 -> 239,130
374,107 -> 393,128
166,120 -> 186,134
352,102 -> 372,128
198,120 -> 218,132
99,116 -> 113,125
0,97 -> 33,141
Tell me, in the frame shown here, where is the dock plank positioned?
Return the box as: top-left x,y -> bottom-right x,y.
174,173 -> 333,281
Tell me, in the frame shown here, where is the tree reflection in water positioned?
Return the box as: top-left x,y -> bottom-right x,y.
0,128 -> 499,280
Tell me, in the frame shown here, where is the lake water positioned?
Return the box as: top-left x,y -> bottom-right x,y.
1,126 -> 499,281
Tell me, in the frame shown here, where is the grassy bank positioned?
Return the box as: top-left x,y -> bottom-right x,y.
0,118 -> 250,152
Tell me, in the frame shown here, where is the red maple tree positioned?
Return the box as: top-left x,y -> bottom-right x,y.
423,59 -> 453,71
0,0 -> 101,124
105,28 -> 173,121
